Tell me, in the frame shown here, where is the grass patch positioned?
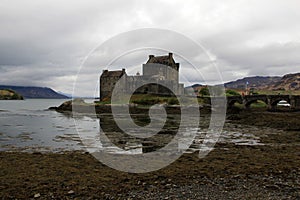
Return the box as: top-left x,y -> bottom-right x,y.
249,100 -> 268,108
233,102 -> 244,109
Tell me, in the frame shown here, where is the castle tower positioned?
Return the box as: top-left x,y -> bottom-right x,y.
99,68 -> 126,101
143,53 -> 179,82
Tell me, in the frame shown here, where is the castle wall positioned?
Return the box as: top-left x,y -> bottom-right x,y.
142,63 -> 178,82
99,55 -> 184,100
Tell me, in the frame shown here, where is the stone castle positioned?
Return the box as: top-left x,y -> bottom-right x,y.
100,53 -> 184,100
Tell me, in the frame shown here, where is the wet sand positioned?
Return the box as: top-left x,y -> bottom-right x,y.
1,109 -> 300,199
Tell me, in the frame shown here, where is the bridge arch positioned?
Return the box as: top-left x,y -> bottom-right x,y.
227,96 -> 243,108
244,95 -> 268,109
268,95 -> 291,110
269,96 -> 291,106
228,99 -> 243,107
245,99 -> 268,108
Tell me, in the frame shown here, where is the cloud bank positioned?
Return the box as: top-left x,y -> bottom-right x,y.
0,0 -> 299,96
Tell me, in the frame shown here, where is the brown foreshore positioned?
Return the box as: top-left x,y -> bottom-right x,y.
1,107 -> 300,199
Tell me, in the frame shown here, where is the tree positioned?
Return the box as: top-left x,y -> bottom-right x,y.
226,89 -> 241,96
199,87 -> 210,97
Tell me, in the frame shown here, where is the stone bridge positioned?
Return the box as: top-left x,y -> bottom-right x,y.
226,95 -> 300,110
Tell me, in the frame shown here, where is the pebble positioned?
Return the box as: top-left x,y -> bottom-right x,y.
34,193 -> 41,198
67,190 -> 75,194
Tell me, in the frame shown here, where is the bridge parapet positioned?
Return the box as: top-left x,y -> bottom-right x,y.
197,94 -> 300,111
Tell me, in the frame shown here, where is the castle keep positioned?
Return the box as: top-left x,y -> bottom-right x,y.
100,53 -> 184,100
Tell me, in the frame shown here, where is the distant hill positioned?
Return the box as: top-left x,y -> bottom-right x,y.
185,84 -> 204,93
223,72 -> 300,91
224,76 -> 281,89
268,73 -> 300,91
0,85 -> 69,99
185,84 -> 203,88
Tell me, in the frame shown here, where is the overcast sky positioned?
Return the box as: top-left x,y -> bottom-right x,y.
0,0 -> 299,96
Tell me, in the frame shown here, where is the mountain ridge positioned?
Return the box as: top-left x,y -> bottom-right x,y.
269,72 -> 300,90
224,72 -> 300,91
0,85 -> 69,99
224,76 -> 281,89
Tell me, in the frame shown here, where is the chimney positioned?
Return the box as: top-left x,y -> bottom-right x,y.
169,52 -> 173,58
122,68 -> 126,73
149,55 -> 154,59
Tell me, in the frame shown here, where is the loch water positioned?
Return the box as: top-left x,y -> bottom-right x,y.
0,99 -> 279,153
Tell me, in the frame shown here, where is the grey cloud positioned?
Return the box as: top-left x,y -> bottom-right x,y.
0,0 -> 299,95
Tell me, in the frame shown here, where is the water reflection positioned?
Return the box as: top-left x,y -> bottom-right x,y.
97,113 -> 184,154
79,113 -> 263,155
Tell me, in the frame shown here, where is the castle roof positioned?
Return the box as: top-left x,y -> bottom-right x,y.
146,53 -> 179,70
101,69 -> 126,77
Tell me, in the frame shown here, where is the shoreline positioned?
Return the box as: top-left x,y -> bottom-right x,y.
1,106 -> 300,199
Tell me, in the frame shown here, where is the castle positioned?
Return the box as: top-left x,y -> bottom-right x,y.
100,53 -> 184,101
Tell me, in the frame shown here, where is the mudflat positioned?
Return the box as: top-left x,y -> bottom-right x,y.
1,110 -> 299,199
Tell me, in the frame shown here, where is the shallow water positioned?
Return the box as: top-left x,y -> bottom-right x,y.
0,99 -> 282,153
0,99 -> 81,152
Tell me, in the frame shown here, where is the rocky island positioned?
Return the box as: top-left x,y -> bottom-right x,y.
0,89 -> 23,100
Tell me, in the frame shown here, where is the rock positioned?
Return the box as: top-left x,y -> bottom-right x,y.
52,98 -> 86,111
67,190 -> 75,195
57,100 -> 73,111
48,106 -> 58,110
34,193 -> 41,198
